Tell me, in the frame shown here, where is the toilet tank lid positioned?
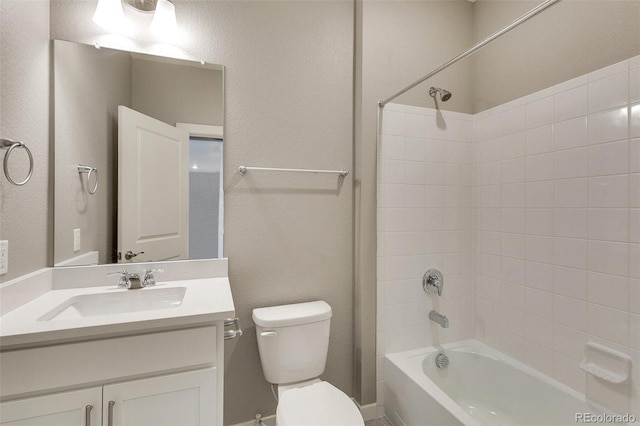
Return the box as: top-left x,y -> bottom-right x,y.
252,300 -> 332,328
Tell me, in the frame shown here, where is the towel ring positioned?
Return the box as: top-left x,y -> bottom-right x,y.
1,138 -> 34,186
77,165 -> 99,194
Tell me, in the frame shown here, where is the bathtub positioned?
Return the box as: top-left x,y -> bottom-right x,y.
384,340 -> 629,426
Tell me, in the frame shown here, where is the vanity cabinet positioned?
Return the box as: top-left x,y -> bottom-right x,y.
0,326 -> 224,426
0,368 -> 216,426
0,387 -> 102,426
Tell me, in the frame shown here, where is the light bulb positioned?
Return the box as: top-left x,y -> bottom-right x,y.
92,0 -> 124,31
150,0 -> 177,38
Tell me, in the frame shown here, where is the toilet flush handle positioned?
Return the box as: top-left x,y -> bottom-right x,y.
260,331 -> 277,337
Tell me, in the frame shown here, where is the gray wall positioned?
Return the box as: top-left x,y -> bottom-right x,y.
132,58 -> 223,126
50,1 -> 354,424
0,0 -> 50,282
472,0 -> 640,112
53,41 -> 131,265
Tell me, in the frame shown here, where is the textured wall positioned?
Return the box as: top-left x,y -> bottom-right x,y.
473,0 -> 640,112
50,1 -> 354,424
131,58 -> 223,127
0,0 -> 50,283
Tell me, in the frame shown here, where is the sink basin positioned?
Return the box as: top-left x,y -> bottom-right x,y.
38,287 -> 187,321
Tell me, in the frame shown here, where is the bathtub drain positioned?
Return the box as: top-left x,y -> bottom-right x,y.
435,353 -> 449,369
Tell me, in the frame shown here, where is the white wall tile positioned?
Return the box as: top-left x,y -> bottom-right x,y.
588,59 -> 629,81
525,125 -> 553,156
632,105 -> 640,139
588,108 -> 629,145
588,71 -> 629,113
554,266 -> 588,301
588,175 -> 629,208
525,261 -> 554,293
555,209 -> 587,239
553,352 -> 586,394
554,238 -> 587,270
588,240 -> 629,276
587,209 -> 629,242
503,233 -> 525,259
525,289 -> 553,320
525,209 -> 554,236
526,152 -> 554,182
526,235 -> 554,265
554,147 -> 587,179
554,295 -> 587,331
526,181 -> 554,208
501,158 -> 526,184
526,96 -> 554,129
554,178 -> 588,208
588,271 -> 629,311
587,140 -> 629,176
553,322 -> 587,360
554,116 -> 587,151
502,183 -> 525,208
524,339 -> 553,376
630,139 -> 640,173
404,137 -> 425,161
555,85 -> 588,122
631,67 -> 640,104
588,303 -> 629,346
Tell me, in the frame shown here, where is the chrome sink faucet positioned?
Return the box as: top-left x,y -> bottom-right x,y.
142,268 -> 165,287
108,271 -> 143,289
429,310 -> 449,328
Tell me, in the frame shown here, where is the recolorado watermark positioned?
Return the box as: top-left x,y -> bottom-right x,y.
575,413 -> 637,423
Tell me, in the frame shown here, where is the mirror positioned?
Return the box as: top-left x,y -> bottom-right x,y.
53,40 -> 224,266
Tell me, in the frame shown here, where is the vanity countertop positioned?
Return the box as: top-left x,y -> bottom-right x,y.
0,277 -> 234,351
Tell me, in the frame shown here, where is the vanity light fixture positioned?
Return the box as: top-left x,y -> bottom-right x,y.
93,0 -> 178,37
92,0 -> 124,31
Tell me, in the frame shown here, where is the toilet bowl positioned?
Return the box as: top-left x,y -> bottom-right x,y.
253,301 -> 364,426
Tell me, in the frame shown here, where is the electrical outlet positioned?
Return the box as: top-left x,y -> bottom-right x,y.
0,240 -> 8,275
73,229 -> 81,252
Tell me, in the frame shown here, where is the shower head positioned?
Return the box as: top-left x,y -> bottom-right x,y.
429,87 -> 452,102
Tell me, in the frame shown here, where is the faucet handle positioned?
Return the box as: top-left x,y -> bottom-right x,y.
108,270 -> 132,288
143,268 -> 165,287
423,268 -> 444,296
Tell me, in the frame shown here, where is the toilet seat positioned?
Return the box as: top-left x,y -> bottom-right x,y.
277,381 -> 364,426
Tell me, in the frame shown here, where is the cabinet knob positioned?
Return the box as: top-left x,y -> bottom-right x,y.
108,400 -> 115,426
85,405 -> 93,426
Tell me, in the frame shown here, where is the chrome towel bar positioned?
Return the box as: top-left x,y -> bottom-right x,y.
1,138 -> 34,186
239,166 -> 349,178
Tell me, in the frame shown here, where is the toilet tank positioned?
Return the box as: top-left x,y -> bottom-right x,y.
253,301 -> 332,385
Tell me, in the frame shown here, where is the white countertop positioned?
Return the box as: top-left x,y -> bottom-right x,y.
0,277 -> 235,351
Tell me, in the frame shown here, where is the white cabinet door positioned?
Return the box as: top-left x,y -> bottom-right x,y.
103,368 -> 217,426
0,387 -> 102,426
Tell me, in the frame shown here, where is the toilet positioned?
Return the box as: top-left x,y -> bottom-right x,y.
253,300 -> 365,426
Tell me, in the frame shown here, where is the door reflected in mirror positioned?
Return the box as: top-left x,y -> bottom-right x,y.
53,40 -> 224,266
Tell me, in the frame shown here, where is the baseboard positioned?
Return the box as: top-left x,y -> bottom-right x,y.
356,401 -> 379,421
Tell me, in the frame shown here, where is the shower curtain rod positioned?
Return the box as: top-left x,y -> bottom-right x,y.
378,0 -> 561,107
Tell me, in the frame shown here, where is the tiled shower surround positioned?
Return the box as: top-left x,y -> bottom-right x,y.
377,55 -> 640,416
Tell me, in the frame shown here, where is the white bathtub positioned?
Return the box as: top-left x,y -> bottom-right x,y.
384,340 -> 629,426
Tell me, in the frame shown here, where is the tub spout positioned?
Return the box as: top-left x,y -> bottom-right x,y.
429,310 -> 449,328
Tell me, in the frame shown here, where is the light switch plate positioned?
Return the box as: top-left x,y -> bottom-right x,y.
0,240 -> 8,275
73,229 -> 81,252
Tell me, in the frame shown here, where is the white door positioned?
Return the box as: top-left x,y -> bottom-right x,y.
118,106 -> 189,263
103,368 -> 217,426
0,387 -> 102,426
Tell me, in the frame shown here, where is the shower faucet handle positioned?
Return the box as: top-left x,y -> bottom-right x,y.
423,268 -> 444,297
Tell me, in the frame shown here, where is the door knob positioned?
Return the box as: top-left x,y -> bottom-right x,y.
124,250 -> 144,261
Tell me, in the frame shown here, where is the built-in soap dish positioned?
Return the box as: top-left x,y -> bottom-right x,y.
580,341 -> 631,384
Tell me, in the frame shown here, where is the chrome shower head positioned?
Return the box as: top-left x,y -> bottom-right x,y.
429,87 -> 452,102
